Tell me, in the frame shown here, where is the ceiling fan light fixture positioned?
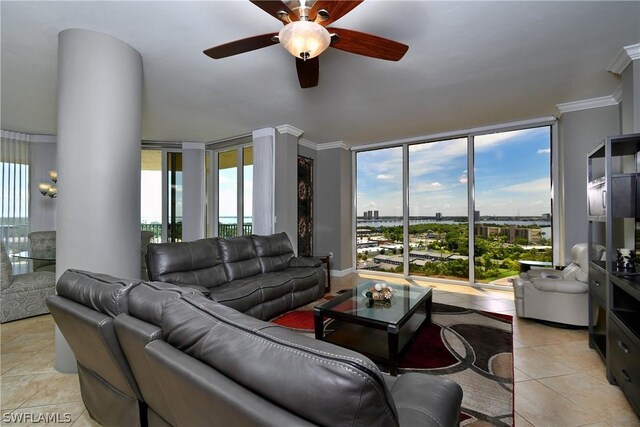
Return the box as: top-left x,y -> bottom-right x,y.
278,20 -> 330,60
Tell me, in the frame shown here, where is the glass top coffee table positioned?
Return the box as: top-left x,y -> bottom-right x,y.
314,281 -> 432,376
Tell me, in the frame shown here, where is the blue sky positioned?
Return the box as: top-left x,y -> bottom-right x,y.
357,126 -> 551,217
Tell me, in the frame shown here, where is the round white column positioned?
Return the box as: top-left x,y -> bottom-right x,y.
55,29 -> 142,372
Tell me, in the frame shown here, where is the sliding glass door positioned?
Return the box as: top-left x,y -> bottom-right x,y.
214,145 -> 253,238
140,149 -> 162,242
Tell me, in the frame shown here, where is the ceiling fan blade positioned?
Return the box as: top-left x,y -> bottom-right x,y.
250,0 -> 298,23
203,33 -> 279,59
310,1 -> 363,26
328,28 -> 408,61
296,57 -> 319,88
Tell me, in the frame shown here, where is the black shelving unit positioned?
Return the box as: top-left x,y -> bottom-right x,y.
587,133 -> 640,416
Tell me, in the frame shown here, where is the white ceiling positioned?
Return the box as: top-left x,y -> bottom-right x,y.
1,1 -> 639,146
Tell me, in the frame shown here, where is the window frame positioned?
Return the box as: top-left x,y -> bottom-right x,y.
352,117 -> 559,288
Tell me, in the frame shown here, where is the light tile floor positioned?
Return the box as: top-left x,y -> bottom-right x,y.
1,273 -> 638,426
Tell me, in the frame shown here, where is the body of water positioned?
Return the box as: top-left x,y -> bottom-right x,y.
219,216 -> 253,225
358,219 -> 552,239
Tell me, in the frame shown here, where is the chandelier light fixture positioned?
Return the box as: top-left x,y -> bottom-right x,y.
278,20 -> 331,60
38,170 -> 57,198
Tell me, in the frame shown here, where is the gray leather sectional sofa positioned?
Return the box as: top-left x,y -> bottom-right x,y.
48,269 -> 463,427
145,232 -> 325,320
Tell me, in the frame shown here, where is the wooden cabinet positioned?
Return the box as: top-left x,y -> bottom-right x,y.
587,133 -> 640,416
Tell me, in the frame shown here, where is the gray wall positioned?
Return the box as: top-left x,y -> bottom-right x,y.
274,131 -> 299,253
621,61 -> 640,133
315,147 -> 352,271
558,105 -> 620,260
181,144 -> 205,241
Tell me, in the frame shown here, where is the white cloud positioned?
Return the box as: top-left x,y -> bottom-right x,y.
537,148 -> 551,154
501,178 -> 550,193
377,174 -> 395,180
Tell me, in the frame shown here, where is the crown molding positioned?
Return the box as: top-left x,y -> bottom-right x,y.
297,139 -> 349,151
317,141 -> 349,151
612,85 -> 623,103
298,138 -> 318,150
608,43 -> 640,75
555,94 -> 620,117
276,124 -> 304,137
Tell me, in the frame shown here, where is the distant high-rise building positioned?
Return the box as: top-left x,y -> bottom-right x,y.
363,211 -> 368,219
435,212 -> 442,221
542,213 -> 551,220
374,210 -> 379,219
474,210 -> 480,221
368,210 -> 373,219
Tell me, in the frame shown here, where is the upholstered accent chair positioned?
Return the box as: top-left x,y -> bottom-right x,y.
0,243 -> 56,323
28,230 -> 56,272
512,242 -> 597,326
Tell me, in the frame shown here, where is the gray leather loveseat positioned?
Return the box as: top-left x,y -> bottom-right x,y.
146,232 -> 325,320
48,269 -> 463,427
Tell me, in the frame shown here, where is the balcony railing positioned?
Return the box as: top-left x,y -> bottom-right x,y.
141,223 -> 162,242
141,222 -> 252,241
218,223 -> 252,238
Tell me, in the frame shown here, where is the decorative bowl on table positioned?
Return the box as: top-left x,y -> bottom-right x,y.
362,282 -> 396,301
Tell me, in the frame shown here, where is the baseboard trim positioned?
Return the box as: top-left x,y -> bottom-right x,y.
329,268 -> 354,278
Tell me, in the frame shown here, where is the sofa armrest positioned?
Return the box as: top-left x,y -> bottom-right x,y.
386,373 -> 462,427
530,278 -> 588,294
288,256 -> 322,268
184,285 -> 211,297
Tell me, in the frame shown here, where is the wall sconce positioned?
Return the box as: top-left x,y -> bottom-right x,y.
39,170 -> 57,198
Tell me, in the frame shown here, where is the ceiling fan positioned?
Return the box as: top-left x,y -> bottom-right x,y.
203,0 -> 409,88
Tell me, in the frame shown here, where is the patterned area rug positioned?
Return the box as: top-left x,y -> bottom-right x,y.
272,300 -> 514,427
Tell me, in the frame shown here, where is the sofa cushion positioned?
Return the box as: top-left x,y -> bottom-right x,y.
251,232 -> 295,273
146,238 -> 228,289
161,294 -> 399,427
218,236 -> 261,281
56,269 -> 140,317
208,280 -> 263,313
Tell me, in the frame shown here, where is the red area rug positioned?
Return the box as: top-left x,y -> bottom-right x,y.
272,301 -> 514,427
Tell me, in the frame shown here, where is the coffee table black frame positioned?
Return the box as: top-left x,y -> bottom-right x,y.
314,281 -> 432,376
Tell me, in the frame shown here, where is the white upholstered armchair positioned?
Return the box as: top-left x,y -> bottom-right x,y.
512,243 -> 600,326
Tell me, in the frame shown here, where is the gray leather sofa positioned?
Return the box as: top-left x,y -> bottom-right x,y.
146,232 -> 325,320
48,269 -> 463,427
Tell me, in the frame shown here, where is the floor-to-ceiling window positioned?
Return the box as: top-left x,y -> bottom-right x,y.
140,149 -> 162,242
473,127 -> 552,284
355,147 -> 405,273
408,138 -> 469,280
243,146 -> 253,235
0,134 -> 30,272
354,122 -> 554,287
213,144 -> 253,237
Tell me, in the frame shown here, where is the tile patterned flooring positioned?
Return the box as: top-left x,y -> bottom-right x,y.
1,273 -> 638,426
